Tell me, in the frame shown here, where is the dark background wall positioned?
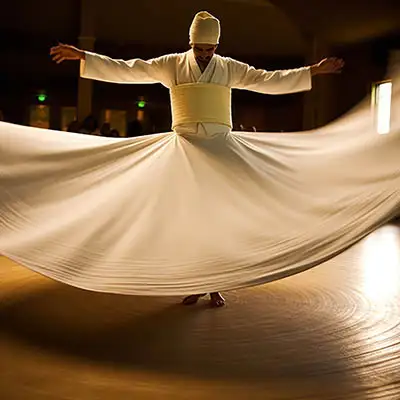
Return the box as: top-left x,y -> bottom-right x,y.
0,0 -> 398,132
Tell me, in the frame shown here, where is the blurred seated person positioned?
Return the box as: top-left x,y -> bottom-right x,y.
100,122 -> 111,137
127,119 -> 143,137
79,115 -> 99,135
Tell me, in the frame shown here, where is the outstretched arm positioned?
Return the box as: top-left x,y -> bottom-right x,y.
229,57 -> 344,95
50,43 -> 167,85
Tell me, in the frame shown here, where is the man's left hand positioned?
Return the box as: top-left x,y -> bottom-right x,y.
311,57 -> 345,76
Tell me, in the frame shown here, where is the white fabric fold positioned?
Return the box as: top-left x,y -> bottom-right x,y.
0,69 -> 399,295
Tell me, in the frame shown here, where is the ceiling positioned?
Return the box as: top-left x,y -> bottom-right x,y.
273,0 -> 399,44
1,0 -> 399,56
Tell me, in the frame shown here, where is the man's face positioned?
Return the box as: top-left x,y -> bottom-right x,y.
192,44 -> 217,63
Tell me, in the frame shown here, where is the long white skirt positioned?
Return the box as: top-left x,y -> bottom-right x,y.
1,76 -> 399,295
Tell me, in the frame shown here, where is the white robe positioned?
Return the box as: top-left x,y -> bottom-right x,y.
80,49 -> 312,135
0,50 -> 399,295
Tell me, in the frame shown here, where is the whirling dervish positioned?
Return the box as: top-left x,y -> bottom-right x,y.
0,11 -> 399,308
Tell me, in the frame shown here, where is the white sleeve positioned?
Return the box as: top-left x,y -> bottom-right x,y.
228,58 -> 312,94
80,51 -> 170,85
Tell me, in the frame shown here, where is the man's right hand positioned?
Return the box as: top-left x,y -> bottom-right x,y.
50,43 -> 85,63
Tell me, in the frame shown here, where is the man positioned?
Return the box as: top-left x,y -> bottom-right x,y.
50,11 -> 344,308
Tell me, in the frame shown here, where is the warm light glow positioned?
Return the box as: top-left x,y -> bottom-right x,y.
373,82 -> 392,134
29,105 -> 50,129
104,109 -> 127,136
361,227 -> 400,303
61,106 -> 77,131
137,109 -> 144,122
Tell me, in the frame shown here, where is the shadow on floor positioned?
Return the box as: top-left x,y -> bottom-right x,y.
0,281 -> 355,386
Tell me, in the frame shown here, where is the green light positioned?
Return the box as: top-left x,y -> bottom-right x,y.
37,94 -> 47,102
137,100 -> 146,108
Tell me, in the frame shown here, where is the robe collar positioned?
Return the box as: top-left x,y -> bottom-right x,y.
188,49 -> 216,82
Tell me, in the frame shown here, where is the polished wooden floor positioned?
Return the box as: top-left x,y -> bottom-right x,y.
1,223 -> 400,399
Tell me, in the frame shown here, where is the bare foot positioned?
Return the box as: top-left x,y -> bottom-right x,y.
182,293 -> 206,305
210,292 -> 225,307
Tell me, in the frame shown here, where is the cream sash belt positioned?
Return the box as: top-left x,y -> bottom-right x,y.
170,83 -> 232,129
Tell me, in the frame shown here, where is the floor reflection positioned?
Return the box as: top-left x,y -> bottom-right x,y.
1,223 -> 400,399
361,225 -> 400,304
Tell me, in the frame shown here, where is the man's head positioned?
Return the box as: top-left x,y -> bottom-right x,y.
191,43 -> 218,63
189,11 -> 220,63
